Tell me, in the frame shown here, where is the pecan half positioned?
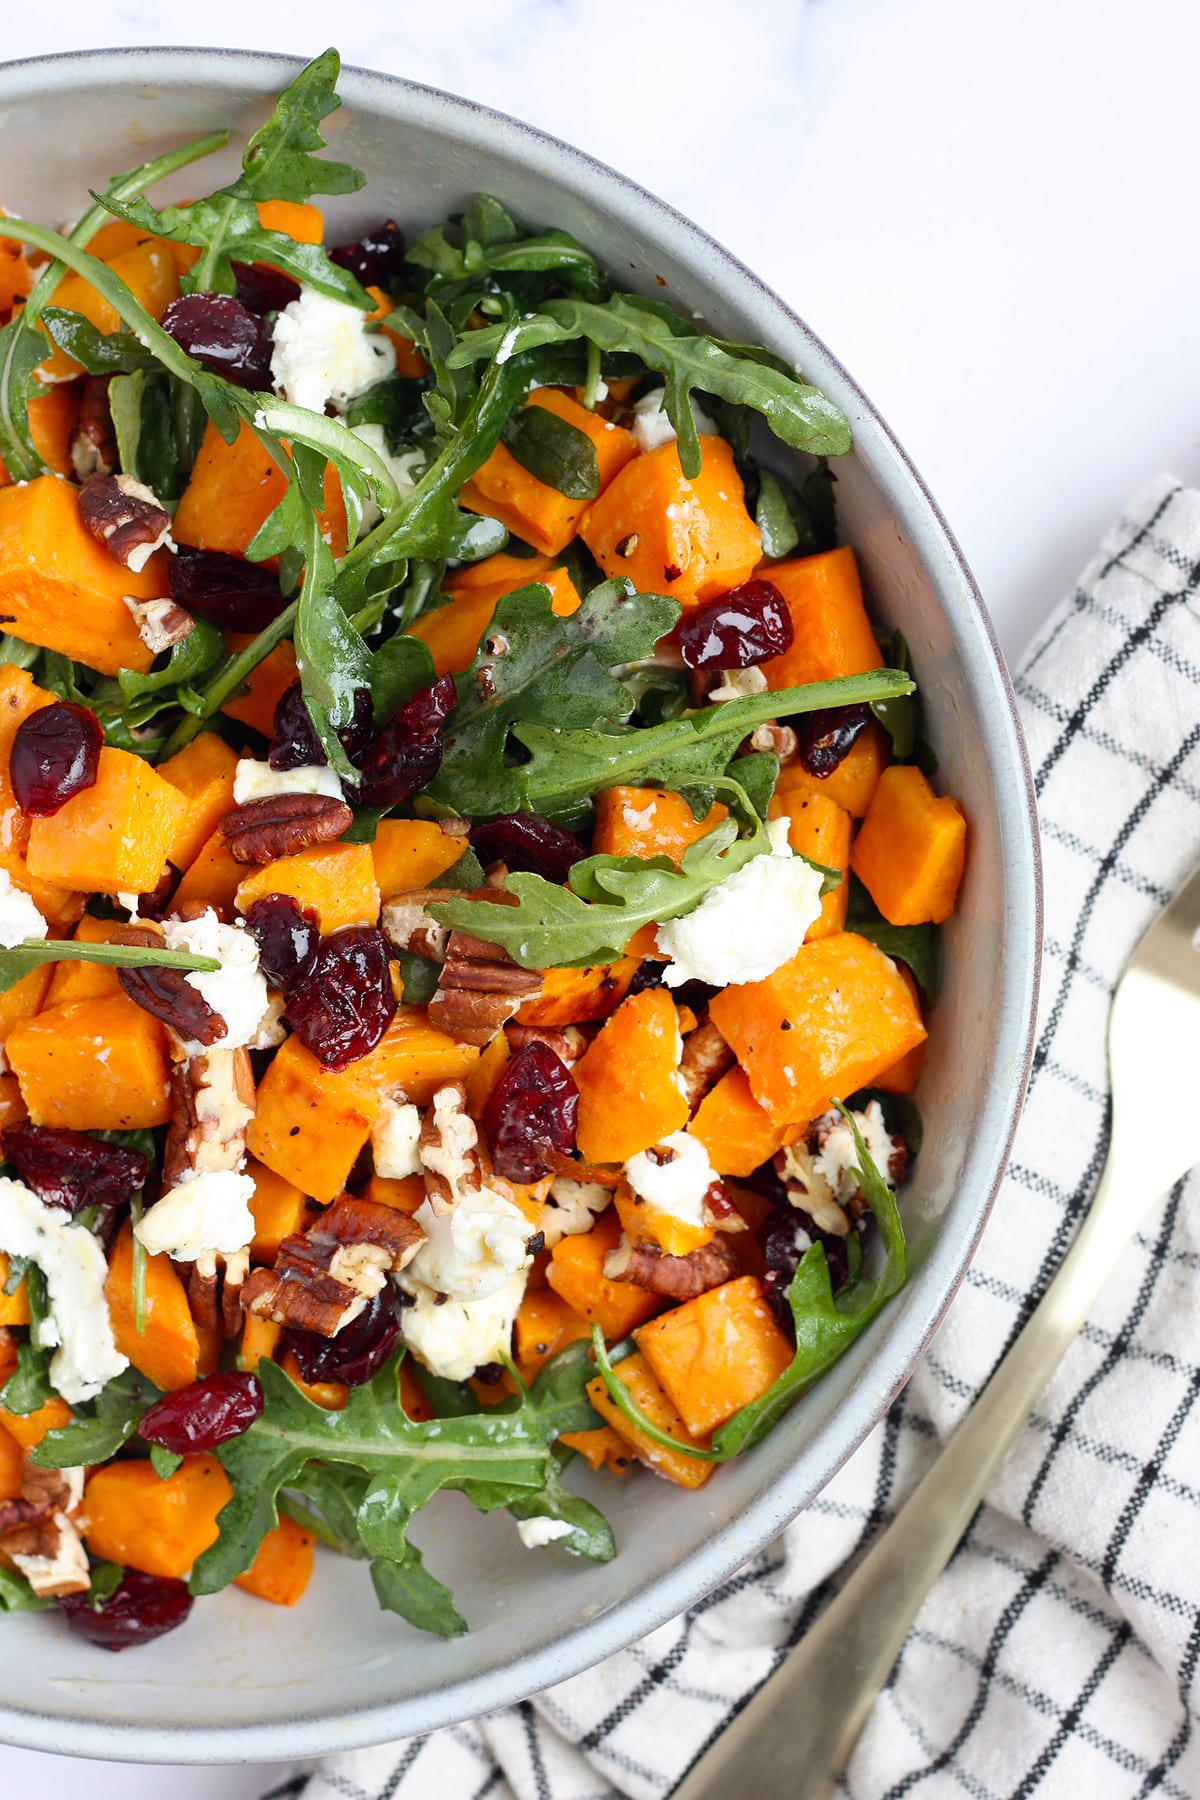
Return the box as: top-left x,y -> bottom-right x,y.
70,376 -> 117,481
163,1049 -> 255,1189
118,963 -> 226,1048
429,927 -> 542,1046
187,1246 -> 249,1338
679,1018 -> 735,1110
419,1081 -> 482,1211
78,473 -> 171,572
0,1466 -> 89,1598
243,1195 -> 424,1336
603,1233 -> 740,1300
123,596 -> 195,655
219,792 -> 353,865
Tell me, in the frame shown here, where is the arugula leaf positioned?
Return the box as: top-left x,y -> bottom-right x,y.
150,1443 -> 184,1480
240,49 -> 365,204
0,939 -> 220,996
852,919 -> 939,999
870,630 -> 918,759
371,1543 -> 468,1637
2,1257 -> 27,1297
370,634 -> 436,726
0,1336 -> 53,1415
499,1452 -> 616,1563
31,1367 -> 159,1469
408,194 -> 605,303
293,514 -> 373,780
0,1567 -> 52,1612
116,618 -> 224,725
395,952 -> 441,1006
40,308 -> 158,376
755,468 -> 801,560
425,579 -> 680,818
502,404 -> 599,499
88,1562 -> 125,1608
448,294 -> 851,477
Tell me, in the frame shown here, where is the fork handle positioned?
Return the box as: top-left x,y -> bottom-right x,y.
671,1155 -> 1136,1800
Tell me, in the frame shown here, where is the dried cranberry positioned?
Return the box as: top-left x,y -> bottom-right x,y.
168,547 -> 287,633
284,926 -> 397,1069
353,674 -> 458,810
137,1371 -> 263,1455
59,1570 -> 193,1651
626,957 -> 717,1018
232,260 -> 301,316
678,579 -> 794,671
3,1123 -> 147,1213
758,1202 -> 853,1334
243,894 -> 320,994
794,703 -> 872,779
161,293 -> 274,390
10,702 -> 102,817
483,1041 -> 579,1184
269,680 -> 373,771
471,813 -> 584,883
284,1291 -> 399,1388
329,220 -> 407,290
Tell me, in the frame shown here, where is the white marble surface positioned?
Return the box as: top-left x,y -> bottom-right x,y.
1,0 -> 1198,1792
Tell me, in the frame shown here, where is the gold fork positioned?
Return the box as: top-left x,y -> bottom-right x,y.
672,858 -> 1200,1800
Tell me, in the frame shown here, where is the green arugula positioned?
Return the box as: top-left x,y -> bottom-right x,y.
448,293 -> 851,477
501,404 -> 600,499
116,617 -> 225,726
408,193 -> 606,303
846,877 -> 940,998
0,1336 -> 53,1416
0,1567 -> 52,1612
755,468 -> 801,559
39,308 -> 158,376
30,1367 -> 160,1469
0,939 -> 220,997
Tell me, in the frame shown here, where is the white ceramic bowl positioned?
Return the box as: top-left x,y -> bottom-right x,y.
0,48 -> 1041,1763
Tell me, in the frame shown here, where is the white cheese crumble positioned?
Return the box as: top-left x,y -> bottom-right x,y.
135,1168 -> 256,1263
408,1189 -> 533,1302
349,424 -> 427,534
813,1101 -> 897,1201
372,1095 -> 423,1180
656,818 -> 824,988
540,1175 -> 611,1249
397,1269 -> 527,1382
516,1515 -> 574,1550
0,1177 -> 128,1403
624,1131 -> 716,1225
232,758 -> 344,806
161,909 -> 271,1054
708,666 -> 769,703
630,387 -> 717,454
0,868 -> 47,949
270,287 -> 397,415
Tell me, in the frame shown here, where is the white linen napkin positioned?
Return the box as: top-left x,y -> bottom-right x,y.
271,475 -> 1200,1800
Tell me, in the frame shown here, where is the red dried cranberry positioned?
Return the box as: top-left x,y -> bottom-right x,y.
161,293 -> 274,390
59,1570 -> 193,1651
794,703 -> 872,779
3,1123 -> 147,1213
353,674 -> 458,810
268,681 -> 373,771
483,1041 -> 579,1184
471,813 -> 584,883
137,1371 -> 263,1455
284,1291 -> 399,1388
10,702 -> 102,816
626,958 -> 717,1017
678,579 -> 793,671
758,1202 -> 854,1333
284,926 -> 397,1069
243,894 -> 320,994
168,547 -> 287,632
329,220 -> 407,290
231,260 -> 301,316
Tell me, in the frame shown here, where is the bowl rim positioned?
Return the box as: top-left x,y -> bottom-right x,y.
0,45 -> 1043,1765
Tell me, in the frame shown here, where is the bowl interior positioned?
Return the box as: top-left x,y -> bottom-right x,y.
0,51 -> 1040,1762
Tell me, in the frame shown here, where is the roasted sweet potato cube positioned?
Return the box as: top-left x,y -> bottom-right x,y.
690,1067 -> 798,1178
175,421 -> 347,560
0,963 -> 51,1046
585,1352 -> 714,1489
591,786 -> 729,866
27,746 -> 187,894
238,1313 -> 282,1374
0,1074 -> 26,1133
0,387 -> 79,486
771,724 -> 889,820
572,987 -> 689,1163
0,1395 -> 71,1449
0,475 -> 169,675
768,786 -> 852,939
247,1160 -> 310,1262
761,546 -> 883,689
546,1210 -> 662,1340
355,1006 -> 481,1104
513,1284 -> 593,1381
8,994 -> 172,1130
159,733 -> 240,872
246,1034 -> 381,1202
38,240 -> 179,379
0,1252 -> 29,1327
171,829 -> 245,917
635,1275 -> 794,1437
516,957 -> 640,1027
42,916 -> 128,1008
84,1456 -> 232,1580
234,1513 -> 315,1606
371,819 -> 465,897
0,1417 -> 23,1499
106,1220 -> 201,1392
219,636 -> 299,738
409,556 -> 581,677
557,1425 -> 633,1475
851,764 -> 967,926
235,843 -> 381,934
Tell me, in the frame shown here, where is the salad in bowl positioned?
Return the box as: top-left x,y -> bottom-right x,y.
0,50 -> 967,1650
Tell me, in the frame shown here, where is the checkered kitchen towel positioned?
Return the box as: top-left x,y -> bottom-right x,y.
270,475 -> 1200,1799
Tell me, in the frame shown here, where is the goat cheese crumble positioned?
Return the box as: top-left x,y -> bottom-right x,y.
135,1168 -> 256,1262
656,819 -> 824,987
0,868 -> 47,949
397,1270 -> 528,1382
540,1175 -> 611,1249
270,288 -> 396,415
516,1515 -> 574,1549
407,1189 -> 533,1302
161,909 -> 271,1054
0,1177 -> 128,1403
630,387 -> 717,454
232,758 -> 344,806
624,1131 -> 716,1225
372,1094 -> 423,1180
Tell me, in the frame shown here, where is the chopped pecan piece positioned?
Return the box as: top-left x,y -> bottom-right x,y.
70,376 -> 117,481
123,595 -> 195,655
187,1246 -> 250,1338
429,927 -> 542,1046
0,1465 -> 89,1598
77,473 -> 171,572
775,1103 -> 909,1235
748,721 -> 798,763
679,1018 -> 735,1110
418,1081 -> 483,1212
219,792 -> 354,864
603,1233 -> 741,1300
381,889 -> 451,963
243,1195 -> 424,1337
504,1022 -> 587,1065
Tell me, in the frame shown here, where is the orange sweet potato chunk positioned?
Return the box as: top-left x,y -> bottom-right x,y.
585,1352 -> 714,1489
0,1418 -> 23,1499
573,987 -> 689,1163
635,1274 -> 793,1437
0,1395 -> 71,1449
235,843 -> 380,934
460,388 -> 637,556
9,995 -> 172,1130
85,1456 -> 232,1580
105,1220 -> 201,1392
0,1252 -> 29,1328
851,764 -> 967,926
690,1066 -> 800,1178
581,435 -> 761,606
247,1160 -> 310,1262
546,1209 -> 662,1340
0,387 -> 79,486
761,546 -> 883,690
768,786 -> 851,939
516,957 -> 641,1028
171,829 -> 245,917
40,240 -> 179,379
42,916 -> 127,1008
219,636 -> 299,738
0,964 -> 51,1047
592,786 -> 729,866
246,1035 -> 381,1201
410,559 -> 581,677
0,227 -> 32,314
514,1285 -> 593,1381
356,1006 -> 481,1105
709,932 -> 927,1125
0,666 -> 81,926
0,476 -> 167,675
0,1073 -> 26,1133
234,1513 -> 315,1606
174,421 -> 347,559
557,1425 -> 633,1475
27,745 -> 186,895
238,1313 -> 282,1374
771,724 -> 888,820
159,733 -> 240,872
371,819 -> 465,897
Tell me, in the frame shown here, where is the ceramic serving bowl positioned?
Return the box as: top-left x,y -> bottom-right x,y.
0,48 -> 1041,1763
